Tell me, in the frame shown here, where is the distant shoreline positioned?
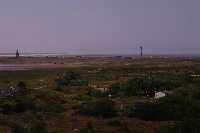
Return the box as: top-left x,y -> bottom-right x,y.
0,53 -> 200,58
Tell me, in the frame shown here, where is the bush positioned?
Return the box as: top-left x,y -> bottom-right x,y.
110,76 -> 180,97
12,118 -> 48,133
55,72 -> 88,90
0,81 -> 35,114
32,90 -> 66,113
158,119 -> 200,133
130,93 -> 200,121
80,99 -> 117,118
12,127 -> 30,133
0,100 -> 17,114
16,81 -> 29,96
12,125 -> 48,133
0,88 -> 66,114
80,121 -> 95,133
0,98 -> 35,114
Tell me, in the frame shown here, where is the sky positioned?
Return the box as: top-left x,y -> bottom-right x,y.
0,0 -> 199,55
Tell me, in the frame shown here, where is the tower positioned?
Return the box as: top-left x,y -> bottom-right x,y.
140,46 -> 143,57
16,49 -> 19,58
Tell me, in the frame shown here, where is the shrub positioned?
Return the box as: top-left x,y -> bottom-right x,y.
12,126 -> 48,133
80,99 -> 117,118
131,94 -> 200,121
0,98 -> 35,114
0,81 -> 35,114
16,81 -> 30,97
55,72 -> 88,90
12,127 -> 31,133
110,76 -> 181,97
80,121 -> 95,133
33,90 -> 66,113
0,100 -> 17,114
12,119 -> 48,133
158,119 -> 200,133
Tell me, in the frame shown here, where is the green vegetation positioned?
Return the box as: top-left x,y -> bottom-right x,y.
158,119 -> 200,133
55,71 -> 88,90
0,57 -> 200,133
110,75 -> 181,97
79,98 -> 117,118
80,121 -> 95,133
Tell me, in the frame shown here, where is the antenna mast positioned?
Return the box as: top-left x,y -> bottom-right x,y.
16,49 -> 20,58
140,46 -> 143,57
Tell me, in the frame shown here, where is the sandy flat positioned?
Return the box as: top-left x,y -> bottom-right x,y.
0,63 -> 66,71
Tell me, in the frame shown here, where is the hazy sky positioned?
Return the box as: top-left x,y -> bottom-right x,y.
0,0 -> 199,55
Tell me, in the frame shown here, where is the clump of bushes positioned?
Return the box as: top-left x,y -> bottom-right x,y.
110,75 -> 181,97
127,87 -> 200,121
12,126 -> 48,133
12,112 -> 49,133
79,98 -> 117,118
0,81 -> 35,114
12,122 -> 48,133
32,90 -> 66,113
0,98 -> 35,114
158,119 -> 200,133
55,72 -> 88,90
80,121 -> 96,133
0,81 -> 67,114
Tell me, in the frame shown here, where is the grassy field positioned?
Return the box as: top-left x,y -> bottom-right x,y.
0,56 -> 200,133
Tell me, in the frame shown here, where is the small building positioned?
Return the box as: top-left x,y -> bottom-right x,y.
155,91 -> 166,99
89,84 -> 110,93
95,87 -> 109,93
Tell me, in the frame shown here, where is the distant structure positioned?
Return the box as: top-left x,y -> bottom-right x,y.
16,49 -> 20,58
155,91 -> 166,99
139,46 -> 143,57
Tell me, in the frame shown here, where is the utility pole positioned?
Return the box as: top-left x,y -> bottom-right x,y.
140,46 -> 143,57
16,49 -> 19,58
